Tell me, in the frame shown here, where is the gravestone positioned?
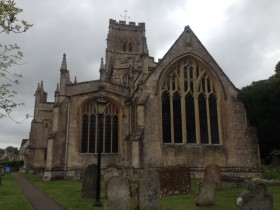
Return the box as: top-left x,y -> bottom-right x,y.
104,164 -> 122,198
105,176 -> 131,210
195,180 -> 216,206
204,163 -> 221,190
159,166 -> 191,195
81,163 -> 97,198
159,168 -> 173,195
139,169 -> 161,210
236,179 -> 273,210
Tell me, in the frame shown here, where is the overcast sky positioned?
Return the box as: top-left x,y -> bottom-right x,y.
0,0 -> 279,149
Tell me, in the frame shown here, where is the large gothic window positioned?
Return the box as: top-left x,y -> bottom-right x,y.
161,58 -> 221,144
81,99 -> 119,153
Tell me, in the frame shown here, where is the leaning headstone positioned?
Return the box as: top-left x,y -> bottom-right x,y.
159,166 -> 191,195
81,163 -> 97,198
236,179 -> 273,210
104,164 -> 122,198
139,169 -> 161,210
195,180 -> 216,206
105,176 -> 131,210
204,163 -> 221,190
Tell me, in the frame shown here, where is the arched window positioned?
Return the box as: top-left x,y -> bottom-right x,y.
81,99 -> 119,153
128,43 -> 132,52
161,58 -> 221,145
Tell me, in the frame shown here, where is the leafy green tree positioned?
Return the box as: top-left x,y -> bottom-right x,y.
238,62 -> 280,163
0,148 -> 4,157
275,61 -> 280,74
5,146 -> 19,155
0,0 -> 32,120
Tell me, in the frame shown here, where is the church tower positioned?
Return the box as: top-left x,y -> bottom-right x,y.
103,19 -> 151,87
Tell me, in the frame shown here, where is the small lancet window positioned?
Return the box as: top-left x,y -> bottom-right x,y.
128,43 -> 132,52
123,42 -> 127,51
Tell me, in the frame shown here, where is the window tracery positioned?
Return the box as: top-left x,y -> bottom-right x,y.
81,99 -> 119,153
161,58 -> 221,145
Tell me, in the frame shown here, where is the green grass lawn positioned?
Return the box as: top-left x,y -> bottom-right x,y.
0,171 -> 278,210
0,174 -> 33,210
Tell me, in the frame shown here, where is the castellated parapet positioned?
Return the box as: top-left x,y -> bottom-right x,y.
109,19 -> 145,31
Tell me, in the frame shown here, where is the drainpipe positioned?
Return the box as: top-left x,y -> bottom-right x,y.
65,97 -> 71,173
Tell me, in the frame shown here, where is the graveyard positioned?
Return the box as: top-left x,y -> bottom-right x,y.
0,165 -> 279,210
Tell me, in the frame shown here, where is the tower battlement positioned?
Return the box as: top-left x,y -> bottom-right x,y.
109,19 -> 145,30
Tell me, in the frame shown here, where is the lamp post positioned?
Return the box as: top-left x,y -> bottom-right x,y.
94,98 -> 107,207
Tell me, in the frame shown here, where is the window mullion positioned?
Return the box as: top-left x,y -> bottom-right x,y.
206,94 -> 212,144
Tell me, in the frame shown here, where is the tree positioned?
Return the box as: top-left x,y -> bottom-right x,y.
238,62 -> 280,163
5,146 -> 19,155
275,61 -> 280,74
0,0 -> 32,120
0,148 -> 4,157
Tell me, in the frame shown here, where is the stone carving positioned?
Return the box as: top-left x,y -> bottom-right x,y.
195,180 -> 216,206
106,176 -> 131,210
236,179 -> 273,210
204,163 -> 221,190
139,169 -> 161,210
159,166 -> 191,195
81,163 -> 97,198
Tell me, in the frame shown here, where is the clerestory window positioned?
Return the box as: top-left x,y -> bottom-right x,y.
81,99 -> 119,153
161,58 -> 221,145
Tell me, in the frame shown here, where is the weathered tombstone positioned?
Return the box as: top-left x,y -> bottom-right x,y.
159,166 -> 191,195
236,179 -> 273,210
104,164 -> 122,198
159,167 -> 173,195
81,163 -> 97,198
105,176 -> 131,210
195,180 -> 216,206
204,163 -> 221,190
173,166 -> 191,194
139,169 -> 161,210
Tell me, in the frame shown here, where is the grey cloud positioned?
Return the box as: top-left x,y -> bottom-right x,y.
1,0 -> 279,148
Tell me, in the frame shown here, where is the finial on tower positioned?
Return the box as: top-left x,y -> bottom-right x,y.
120,10 -> 130,22
100,57 -> 105,70
61,53 -> 67,70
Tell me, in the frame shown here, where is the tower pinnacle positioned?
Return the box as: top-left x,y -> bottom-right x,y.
61,53 -> 67,70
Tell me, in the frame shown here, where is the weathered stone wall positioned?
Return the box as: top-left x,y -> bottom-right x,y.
138,25 -> 261,175
27,20 -> 261,180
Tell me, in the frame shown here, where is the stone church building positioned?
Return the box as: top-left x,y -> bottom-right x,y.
26,19 -> 261,180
